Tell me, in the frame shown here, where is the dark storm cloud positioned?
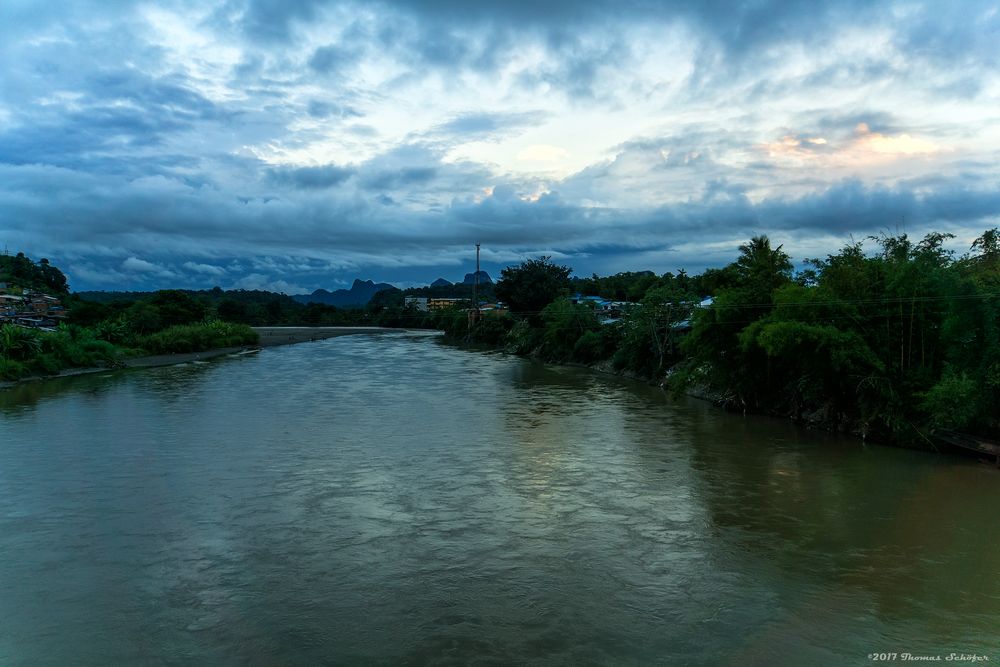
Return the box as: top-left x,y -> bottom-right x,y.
516,33 -> 632,101
350,144 -> 496,203
360,167 -> 438,191
268,165 -> 355,189
88,70 -> 220,119
0,62 -> 223,171
5,148 -> 999,291
228,1 -> 884,91
372,0 -> 878,59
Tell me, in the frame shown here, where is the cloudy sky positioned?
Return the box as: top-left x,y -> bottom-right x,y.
1,0 -> 999,292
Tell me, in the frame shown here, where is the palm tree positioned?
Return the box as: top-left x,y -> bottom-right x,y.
734,235 -> 793,301
0,324 -> 42,361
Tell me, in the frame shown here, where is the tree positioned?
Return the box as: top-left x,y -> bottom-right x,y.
37,258 -> 69,293
124,301 -> 163,335
0,324 -> 42,361
675,236 -> 792,409
217,298 -> 252,324
539,298 -> 598,361
148,290 -> 208,327
734,235 -> 793,303
495,256 -> 572,320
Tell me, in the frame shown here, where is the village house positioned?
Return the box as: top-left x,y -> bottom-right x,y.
570,294 -> 634,324
426,297 -> 468,310
0,290 -> 65,327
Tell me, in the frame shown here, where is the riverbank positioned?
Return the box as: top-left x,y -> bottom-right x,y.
0,327 -> 428,389
449,331 -> 960,455
0,346 -> 255,389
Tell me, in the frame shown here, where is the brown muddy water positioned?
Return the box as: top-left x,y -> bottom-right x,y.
1,331 -> 998,665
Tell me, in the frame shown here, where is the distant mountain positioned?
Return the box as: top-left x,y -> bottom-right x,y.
461,271 -> 493,285
293,279 -> 395,307
430,278 -> 453,287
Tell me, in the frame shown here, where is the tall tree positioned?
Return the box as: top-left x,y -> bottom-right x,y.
495,256 -> 572,320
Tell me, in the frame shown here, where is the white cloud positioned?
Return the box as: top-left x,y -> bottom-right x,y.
122,256 -> 178,280
122,256 -> 163,273
232,273 -> 314,295
182,261 -> 227,276
516,144 -> 570,162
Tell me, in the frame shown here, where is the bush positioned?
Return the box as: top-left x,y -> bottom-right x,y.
573,330 -> 608,363
0,358 -> 27,380
920,368 -> 979,430
135,321 -> 258,355
503,319 -> 543,355
0,325 -> 42,361
469,314 -> 514,345
29,353 -> 62,376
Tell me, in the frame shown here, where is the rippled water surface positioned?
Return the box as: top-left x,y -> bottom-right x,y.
1,331 -> 999,665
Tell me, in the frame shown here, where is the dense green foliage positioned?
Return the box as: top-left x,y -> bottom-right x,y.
133,321 -> 258,355
2,267 -> 260,380
454,237 -> 1000,446
670,231 -> 1000,442
0,252 -> 69,294
0,324 -> 122,380
494,256 -> 572,319
0,318 -> 258,381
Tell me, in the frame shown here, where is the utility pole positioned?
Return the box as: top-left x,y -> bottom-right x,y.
469,242 -> 481,333
474,242 -> 480,314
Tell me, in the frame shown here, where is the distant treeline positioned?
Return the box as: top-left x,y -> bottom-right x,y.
73,287 -> 407,328
74,281 -> 498,322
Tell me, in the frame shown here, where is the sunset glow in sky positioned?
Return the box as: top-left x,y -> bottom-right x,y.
1,1 -> 999,291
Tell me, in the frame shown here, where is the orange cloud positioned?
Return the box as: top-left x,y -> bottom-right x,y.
854,122 -> 939,155
758,123 -> 941,166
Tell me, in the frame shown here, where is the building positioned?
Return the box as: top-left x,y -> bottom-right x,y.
403,297 -> 429,312
478,302 -> 508,315
427,297 -> 467,310
570,294 -> 632,324
0,290 -> 66,327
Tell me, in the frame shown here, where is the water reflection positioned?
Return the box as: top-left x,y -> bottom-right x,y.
0,372 -> 128,415
1,333 -> 998,664
683,409 -> 1000,656
0,356 -> 248,417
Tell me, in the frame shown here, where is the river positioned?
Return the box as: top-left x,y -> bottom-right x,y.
1,331 -> 998,664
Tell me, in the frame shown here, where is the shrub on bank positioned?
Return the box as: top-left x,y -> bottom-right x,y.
42,327 -> 122,367
135,321 -> 258,355
468,313 -> 515,346
0,324 -> 126,380
0,357 -> 27,381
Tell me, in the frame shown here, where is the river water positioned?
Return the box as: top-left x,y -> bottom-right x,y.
1,331 -> 998,665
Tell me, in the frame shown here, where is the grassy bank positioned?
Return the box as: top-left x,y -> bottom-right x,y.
0,321 -> 258,381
